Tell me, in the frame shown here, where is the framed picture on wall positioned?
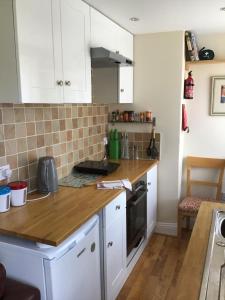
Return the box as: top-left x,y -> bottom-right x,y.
210,76 -> 225,115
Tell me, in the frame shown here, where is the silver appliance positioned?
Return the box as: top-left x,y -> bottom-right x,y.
91,47 -> 133,68
37,156 -> 58,193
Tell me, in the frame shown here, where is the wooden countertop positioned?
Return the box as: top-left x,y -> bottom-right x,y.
0,160 -> 157,246
177,201 -> 225,300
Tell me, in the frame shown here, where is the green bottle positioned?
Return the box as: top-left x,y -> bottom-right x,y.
109,129 -> 119,159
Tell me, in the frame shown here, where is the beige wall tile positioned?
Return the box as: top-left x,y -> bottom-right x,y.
36,121 -> 44,135
27,136 -> 37,150
0,142 -> 5,157
0,125 -> 4,141
5,140 -> 17,156
0,104 -> 108,189
17,138 -> 27,153
4,124 -> 15,140
26,122 -> 36,136
6,154 -> 18,169
27,150 -> 37,164
43,108 -> 52,120
2,109 -> 15,124
18,152 -> 28,168
15,123 -> 26,138
52,107 -> 59,120
35,108 -> 43,121
37,135 -> 45,148
45,121 -> 52,133
25,108 -> 35,122
14,108 -> 25,123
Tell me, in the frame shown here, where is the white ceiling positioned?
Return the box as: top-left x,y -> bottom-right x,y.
84,0 -> 225,34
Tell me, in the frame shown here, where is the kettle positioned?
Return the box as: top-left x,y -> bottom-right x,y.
37,156 -> 58,193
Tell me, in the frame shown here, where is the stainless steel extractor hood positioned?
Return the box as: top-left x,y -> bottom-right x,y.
91,47 -> 133,68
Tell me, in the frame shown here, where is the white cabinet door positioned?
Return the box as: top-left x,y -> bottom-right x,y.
15,0 -> 63,103
60,0 -> 91,103
147,165 -> 158,239
104,192 -> 126,300
119,67 -> 133,103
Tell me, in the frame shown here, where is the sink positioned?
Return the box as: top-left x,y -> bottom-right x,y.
199,209 -> 225,300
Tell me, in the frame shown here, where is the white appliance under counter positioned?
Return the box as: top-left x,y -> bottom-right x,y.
0,215 -> 101,300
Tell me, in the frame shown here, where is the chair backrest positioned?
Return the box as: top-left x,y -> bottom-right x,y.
186,156 -> 225,201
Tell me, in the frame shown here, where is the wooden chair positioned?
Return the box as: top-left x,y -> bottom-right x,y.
177,156 -> 225,240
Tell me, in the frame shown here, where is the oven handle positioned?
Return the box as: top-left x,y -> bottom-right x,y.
130,191 -> 147,207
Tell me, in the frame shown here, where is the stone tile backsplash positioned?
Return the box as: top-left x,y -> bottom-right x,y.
0,104 -> 108,191
123,132 -> 160,160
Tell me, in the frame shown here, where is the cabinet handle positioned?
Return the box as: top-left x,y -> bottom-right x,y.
120,89 -> 124,92
65,80 -> 71,86
56,80 -> 63,86
148,182 -> 151,186
107,241 -> 113,247
116,205 -> 120,210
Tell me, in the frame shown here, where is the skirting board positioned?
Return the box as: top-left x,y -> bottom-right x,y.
155,222 -> 177,236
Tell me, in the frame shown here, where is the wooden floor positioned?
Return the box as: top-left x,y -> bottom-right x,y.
117,232 -> 190,300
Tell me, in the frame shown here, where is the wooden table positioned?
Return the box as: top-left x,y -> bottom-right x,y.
176,201 -> 225,300
0,160 -> 157,246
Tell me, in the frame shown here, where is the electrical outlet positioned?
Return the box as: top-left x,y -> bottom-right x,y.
0,165 -> 11,181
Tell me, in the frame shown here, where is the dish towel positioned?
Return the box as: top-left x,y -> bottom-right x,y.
182,104 -> 189,132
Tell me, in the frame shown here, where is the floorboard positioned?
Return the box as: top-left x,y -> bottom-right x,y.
117,232 -> 190,300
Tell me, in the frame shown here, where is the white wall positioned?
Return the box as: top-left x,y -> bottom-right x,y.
182,33 -> 225,196
111,31 -> 184,223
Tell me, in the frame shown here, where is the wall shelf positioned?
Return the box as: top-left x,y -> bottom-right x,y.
185,59 -> 225,70
110,121 -> 153,125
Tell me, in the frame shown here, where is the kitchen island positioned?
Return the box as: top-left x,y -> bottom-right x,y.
176,201 -> 225,300
0,159 -> 157,246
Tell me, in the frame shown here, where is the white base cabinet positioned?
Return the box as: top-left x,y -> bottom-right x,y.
0,0 -> 91,103
103,192 -> 126,300
147,165 -> 158,239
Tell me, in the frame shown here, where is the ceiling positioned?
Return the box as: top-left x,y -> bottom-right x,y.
84,0 -> 225,34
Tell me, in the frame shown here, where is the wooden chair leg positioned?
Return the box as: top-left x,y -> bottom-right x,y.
177,210 -> 182,241
186,216 -> 190,230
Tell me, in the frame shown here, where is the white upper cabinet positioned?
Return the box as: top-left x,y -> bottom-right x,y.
90,8 -> 133,60
0,0 -> 91,103
90,8 -> 133,104
119,67 -> 133,103
60,0 -> 91,103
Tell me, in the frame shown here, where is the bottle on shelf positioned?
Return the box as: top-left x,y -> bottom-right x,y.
124,132 -> 129,159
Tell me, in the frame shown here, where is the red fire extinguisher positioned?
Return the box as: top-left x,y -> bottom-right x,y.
184,71 -> 194,99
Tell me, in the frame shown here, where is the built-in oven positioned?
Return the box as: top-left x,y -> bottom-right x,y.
126,177 -> 147,259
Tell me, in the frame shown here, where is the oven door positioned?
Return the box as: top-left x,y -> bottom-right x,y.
126,189 -> 147,256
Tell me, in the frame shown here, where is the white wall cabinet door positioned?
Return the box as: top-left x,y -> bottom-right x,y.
15,0 -> 63,103
104,192 -> 126,300
60,0 -> 91,103
0,0 -> 91,103
147,165 -> 158,239
119,67 -> 133,103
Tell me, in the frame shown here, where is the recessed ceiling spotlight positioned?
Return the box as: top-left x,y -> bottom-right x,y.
129,17 -> 139,22
220,7 -> 225,11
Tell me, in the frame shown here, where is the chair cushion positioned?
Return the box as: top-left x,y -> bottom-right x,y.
0,264 -> 6,298
3,278 -> 40,300
179,197 -> 214,213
